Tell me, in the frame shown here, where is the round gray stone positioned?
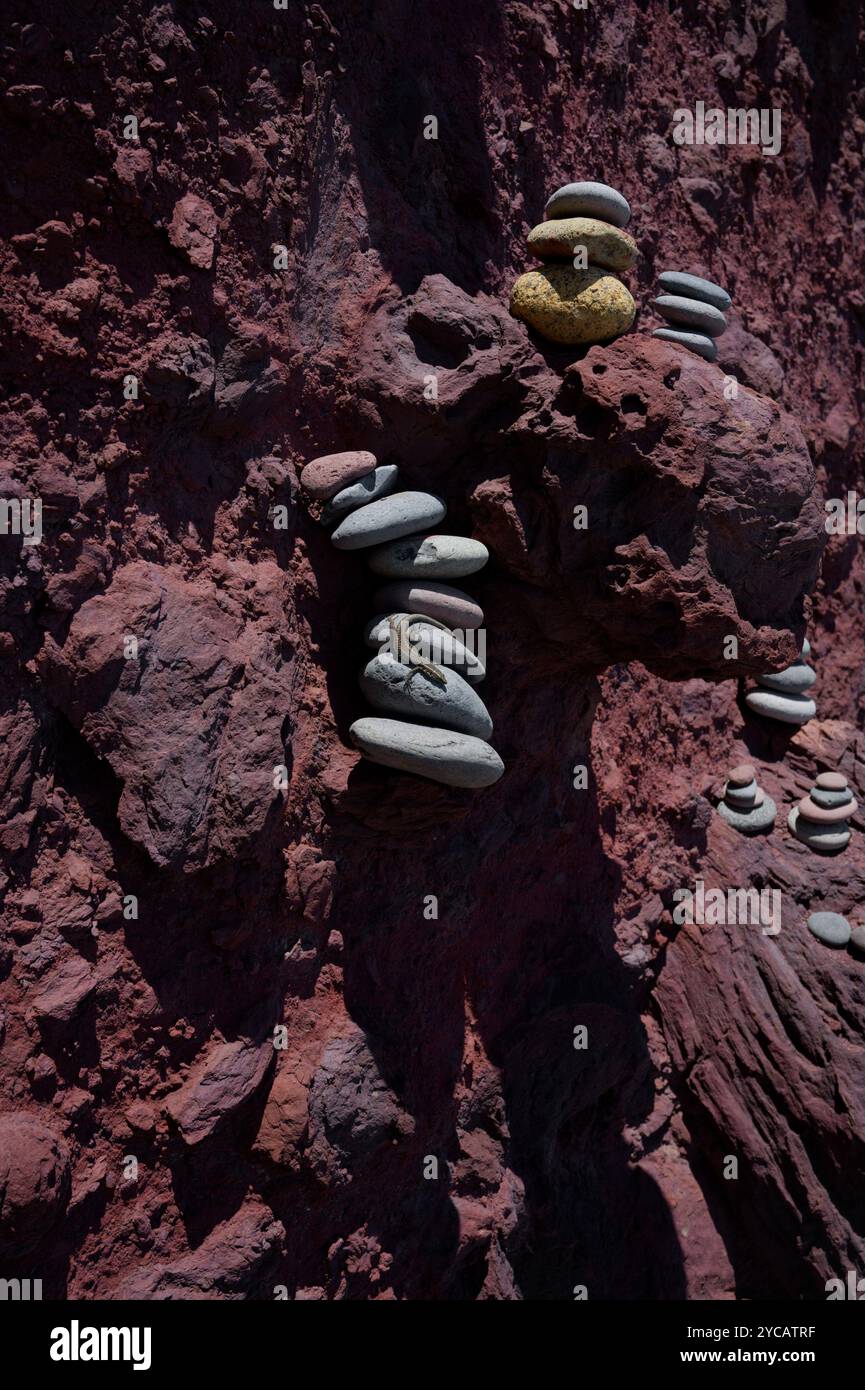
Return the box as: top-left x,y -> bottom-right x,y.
350,716 -> 504,789
718,795 -> 776,834
365,613 -> 486,682
850,926 -> 865,954
359,653 -> 493,739
654,294 -> 727,337
788,807 -> 851,852
724,778 -> 758,808
657,271 -> 731,312
811,786 -> 854,810
321,465 -> 399,524
544,181 -> 631,227
367,533 -> 489,580
745,689 -> 816,725
758,662 -> 816,695
652,327 -> 717,362
806,912 -> 851,947
331,491 -> 446,550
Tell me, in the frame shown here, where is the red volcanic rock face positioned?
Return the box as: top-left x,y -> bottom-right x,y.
0,1 -> 863,1304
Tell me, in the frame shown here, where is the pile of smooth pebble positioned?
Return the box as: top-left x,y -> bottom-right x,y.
299,450 -> 504,789
788,770 -> 857,854
717,763 -> 776,834
651,270 -> 731,363
745,638 -> 817,727
510,180 -> 637,346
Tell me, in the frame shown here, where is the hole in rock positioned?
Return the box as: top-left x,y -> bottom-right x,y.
620,393 -> 648,417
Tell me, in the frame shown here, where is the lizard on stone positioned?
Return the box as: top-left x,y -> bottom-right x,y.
387,613 -> 451,690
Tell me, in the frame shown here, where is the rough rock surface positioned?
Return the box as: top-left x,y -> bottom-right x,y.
1,1 -> 864,1302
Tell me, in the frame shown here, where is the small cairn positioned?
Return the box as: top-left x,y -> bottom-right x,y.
510,180 -> 637,347
717,763 -> 776,834
298,451 -> 504,790
788,770 -> 856,854
745,638 -> 817,726
651,270 -> 731,363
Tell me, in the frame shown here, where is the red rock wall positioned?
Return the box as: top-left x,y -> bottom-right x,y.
0,1 -> 863,1299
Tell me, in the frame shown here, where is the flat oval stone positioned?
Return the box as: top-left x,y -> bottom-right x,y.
811,786 -> 853,809
510,265 -> 635,346
718,795 -> 776,834
656,271 -> 731,312
359,654 -> 492,739
544,181 -> 631,227
654,294 -> 727,337
368,533 -> 489,579
527,217 -> 637,271
301,450 -> 377,500
651,327 -> 717,362
350,716 -> 504,789
806,912 -> 851,947
745,689 -> 816,725
725,782 -> 760,809
850,925 -> 865,954
797,795 -> 857,824
321,465 -> 399,523
331,491 -> 446,550
788,807 -> 851,852
816,771 -> 847,791
372,581 -> 484,629
728,763 -> 755,787
758,663 -> 816,694
365,613 -> 486,682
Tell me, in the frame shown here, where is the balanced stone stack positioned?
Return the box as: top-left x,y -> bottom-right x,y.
788,770 -> 857,854
651,271 -> 731,363
510,181 -> 637,347
717,763 -> 776,834
745,638 -> 817,726
299,450 -> 504,790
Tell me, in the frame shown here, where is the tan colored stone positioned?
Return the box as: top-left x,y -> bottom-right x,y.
527,216 -> 638,271
728,763 -> 755,787
815,771 -> 847,791
509,265 -> 635,346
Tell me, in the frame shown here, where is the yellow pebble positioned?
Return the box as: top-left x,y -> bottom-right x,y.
527,216 -> 638,271
509,265 -> 636,345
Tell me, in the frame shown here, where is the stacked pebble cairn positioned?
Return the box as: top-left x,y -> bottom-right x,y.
510,181 -> 637,346
788,770 -> 857,854
745,638 -> 817,726
716,762 -> 776,834
299,450 -> 505,790
651,271 -> 731,363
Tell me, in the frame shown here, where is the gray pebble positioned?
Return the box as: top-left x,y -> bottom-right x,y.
788,807 -> 851,852
806,912 -> 851,947
810,786 -> 853,810
368,533 -> 489,580
365,613 -> 486,682
331,491 -> 446,551
850,926 -> 865,954
657,271 -> 731,312
360,654 -> 492,739
654,294 -> 727,337
321,466 -> 399,524
718,796 -> 776,834
758,662 -> 816,695
544,181 -> 631,227
745,690 -> 816,725
652,328 -> 718,362
350,716 -> 504,789
725,778 -> 758,808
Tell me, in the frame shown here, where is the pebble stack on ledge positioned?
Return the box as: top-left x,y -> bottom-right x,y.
510,180 -> 637,346
651,270 -> 731,363
789,771 -> 856,854
299,451 -> 505,790
716,763 -> 777,834
745,638 -> 817,726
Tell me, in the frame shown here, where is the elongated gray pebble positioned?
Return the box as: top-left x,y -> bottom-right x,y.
365,614 -> 486,682
321,465 -> 399,524
654,294 -> 727,337
373,581 -> 483,629
545,181 -> 630,228
368,533 -> 489,579
350,716 -> 504,788
806,912 -> 851,947
331,491 -> 446,550
651,328 -> 718,362
657,271 -> 731,312
759,662 -> 816,695
746,689 -> 816,725
359,655 -> 492,739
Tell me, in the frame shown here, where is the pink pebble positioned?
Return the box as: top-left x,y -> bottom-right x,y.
372,581 -> 484,630
300,450 -> 377,500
